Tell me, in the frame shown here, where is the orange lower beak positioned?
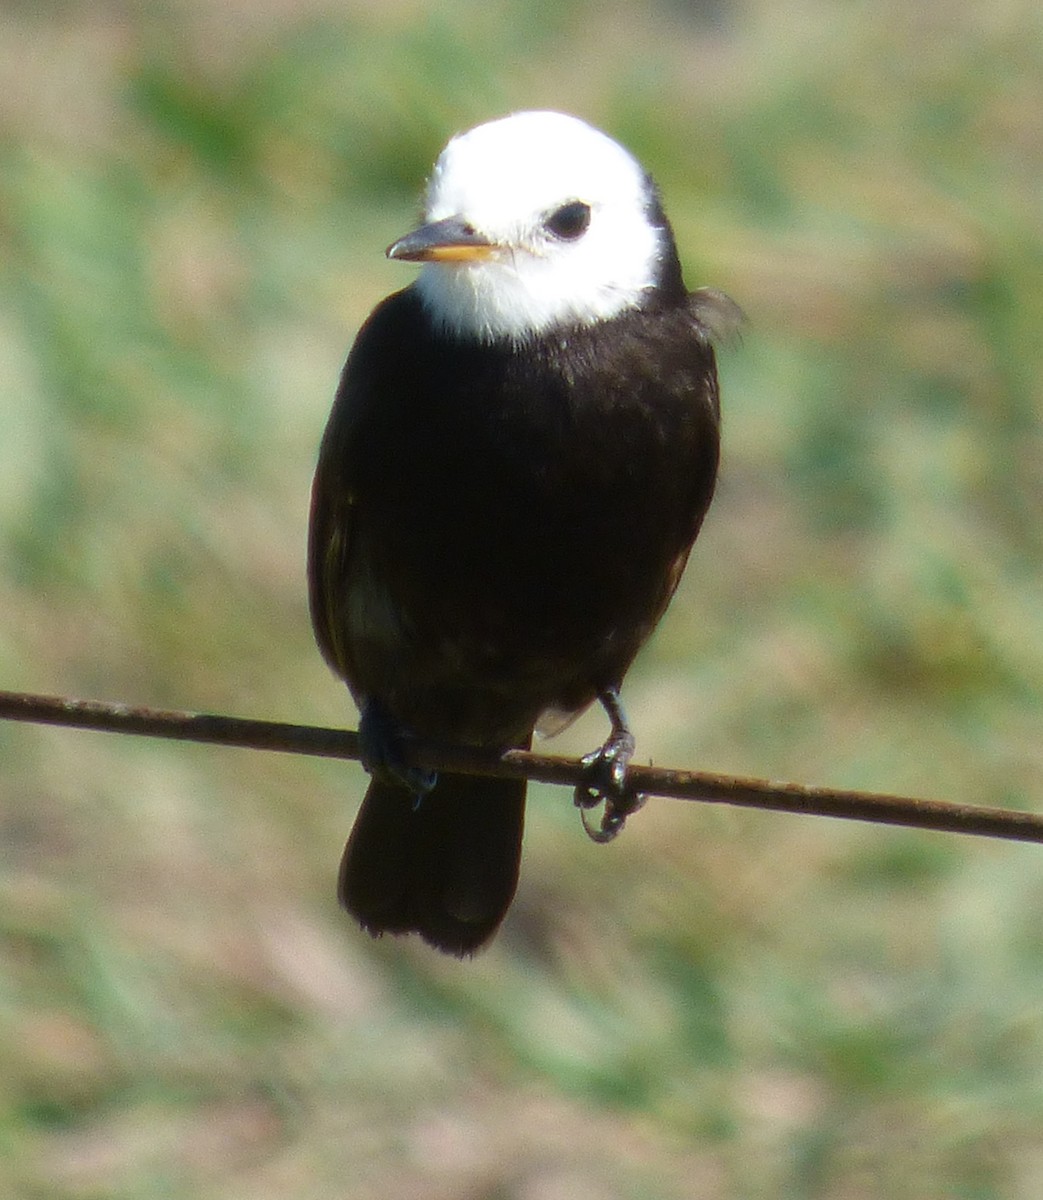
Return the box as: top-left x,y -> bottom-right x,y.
387,217 -> 496,263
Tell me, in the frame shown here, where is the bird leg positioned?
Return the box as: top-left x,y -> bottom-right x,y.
358,699 -> 438,799
574,687 -> 646,843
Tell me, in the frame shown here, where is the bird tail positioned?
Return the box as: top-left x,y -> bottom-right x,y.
338,772 -> 526,956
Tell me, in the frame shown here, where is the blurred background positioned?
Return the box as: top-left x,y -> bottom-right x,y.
1,0 -> 1042,1196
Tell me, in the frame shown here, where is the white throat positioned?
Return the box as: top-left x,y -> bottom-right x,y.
413,244 -> 660,343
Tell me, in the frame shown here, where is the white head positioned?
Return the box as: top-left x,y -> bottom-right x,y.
387,111 -> 679,344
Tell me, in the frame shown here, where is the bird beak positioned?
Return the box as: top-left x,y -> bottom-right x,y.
387,217 -> 497,263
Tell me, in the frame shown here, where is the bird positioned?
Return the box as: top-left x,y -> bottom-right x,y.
308,110 -> 736,956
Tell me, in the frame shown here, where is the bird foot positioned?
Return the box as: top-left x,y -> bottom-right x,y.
358,701 -> 437,798
573,690 -> 645,843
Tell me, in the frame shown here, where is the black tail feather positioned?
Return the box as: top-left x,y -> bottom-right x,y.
338,772 -> 526,956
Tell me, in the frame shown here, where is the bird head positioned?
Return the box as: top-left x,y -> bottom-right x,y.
387,111 -> 682,343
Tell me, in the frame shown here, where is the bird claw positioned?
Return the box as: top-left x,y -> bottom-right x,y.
358,701 -> 437,797
574,722 -> 645,843
577,789 -> 646,843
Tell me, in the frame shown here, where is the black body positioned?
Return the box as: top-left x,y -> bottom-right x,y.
310,278 -> 722,955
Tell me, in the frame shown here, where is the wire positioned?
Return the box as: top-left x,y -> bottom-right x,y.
1,687 -> 1040,844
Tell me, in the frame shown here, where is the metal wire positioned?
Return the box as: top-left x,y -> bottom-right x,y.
1,687 -> 1041,844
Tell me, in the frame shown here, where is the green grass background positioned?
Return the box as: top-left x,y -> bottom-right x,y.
1,0 -> 1042,1196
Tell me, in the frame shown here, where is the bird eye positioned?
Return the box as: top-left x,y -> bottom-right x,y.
545,201 -> 592,241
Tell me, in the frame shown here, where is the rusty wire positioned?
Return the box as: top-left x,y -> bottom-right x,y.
1,687 -> 1041,844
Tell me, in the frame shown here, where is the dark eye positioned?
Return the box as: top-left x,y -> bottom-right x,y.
545,200 -> 591,241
